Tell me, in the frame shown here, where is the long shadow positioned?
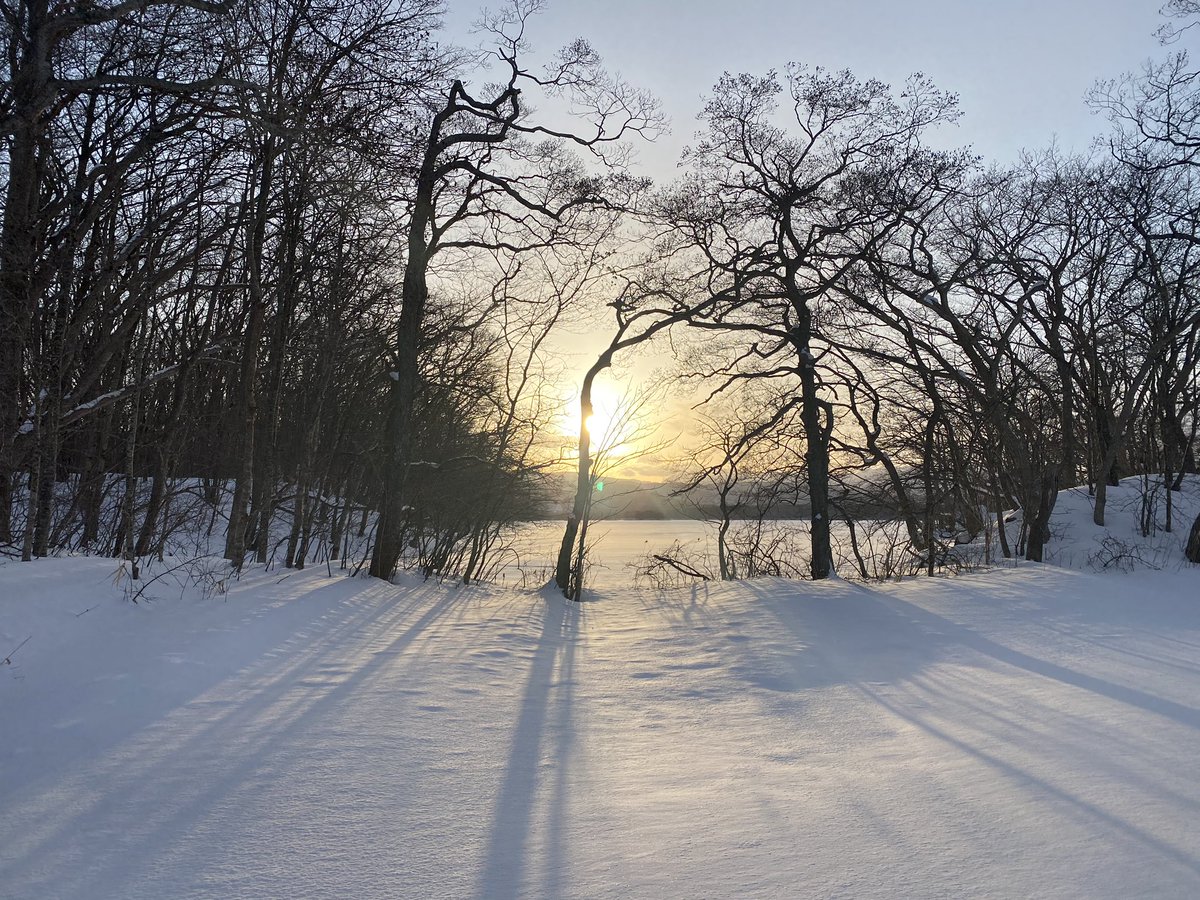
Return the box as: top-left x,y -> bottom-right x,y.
1,572 -> 391,795
476,596 -> 580,900
858,678 -> 1200,878
899,664 -> 1200,817
735,576 -> 1200,879
724,578 -> 1200,732
1037,621 -> 1200,677
868,587 -> 1200,731
541,601 -> 579,900
728,579 -> 955,692
0,580 -> 466,896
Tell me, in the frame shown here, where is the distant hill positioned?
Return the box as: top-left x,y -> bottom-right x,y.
535,472 -> 815,520
536,474 -> 698,520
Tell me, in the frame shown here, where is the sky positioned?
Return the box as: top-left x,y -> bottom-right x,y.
443,0 -> 1186,180
438,0 -> 1192,479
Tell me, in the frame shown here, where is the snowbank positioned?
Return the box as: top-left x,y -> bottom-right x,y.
1036,475 -> 1200,571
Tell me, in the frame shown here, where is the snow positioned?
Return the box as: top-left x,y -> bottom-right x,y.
68,387 -> 123,414
2,482 -> 1199,898
1037,477 -> 1200,571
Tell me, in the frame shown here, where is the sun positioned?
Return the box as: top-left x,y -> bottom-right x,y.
565,379 -> 628,452
584,408 -> 613,444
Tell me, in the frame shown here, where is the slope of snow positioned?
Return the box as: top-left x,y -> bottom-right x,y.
1038,476 -> 1200,571
2,551 -> 1199,898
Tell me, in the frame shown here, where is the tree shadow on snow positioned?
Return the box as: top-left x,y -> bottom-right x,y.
733,577 -> 1200,880
719,578 -> 960,693
877,589 -> 1200,730
475,595 -> 581,900
0,577 -> 469,897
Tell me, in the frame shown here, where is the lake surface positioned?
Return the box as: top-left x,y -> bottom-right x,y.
504,519 -> 718,590
503,516 -> 987,588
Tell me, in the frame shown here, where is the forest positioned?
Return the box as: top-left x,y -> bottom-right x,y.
7,3 -> 1200,898
3,0 -> 1199,598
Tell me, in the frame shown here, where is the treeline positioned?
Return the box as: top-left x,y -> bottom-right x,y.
0,0 -> 649,580
658,64 -> 1200,578
2,0 -> 1198,588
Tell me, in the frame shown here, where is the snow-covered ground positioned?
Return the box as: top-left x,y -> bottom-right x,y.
2,480 -> 1199,898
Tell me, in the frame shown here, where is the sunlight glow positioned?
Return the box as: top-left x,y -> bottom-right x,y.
566,380 -> 632,456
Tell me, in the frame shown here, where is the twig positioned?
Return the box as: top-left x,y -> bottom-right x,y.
128,555 -> 214,603
651,554 -> 711,581
4,635 -> 32,665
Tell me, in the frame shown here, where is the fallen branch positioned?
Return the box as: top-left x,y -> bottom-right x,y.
651,554 -> 711,581
3,635 -> 31,666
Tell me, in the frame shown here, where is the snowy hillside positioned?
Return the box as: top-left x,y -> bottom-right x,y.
1019,475 -> 1200,572
2,520 -> 1199,898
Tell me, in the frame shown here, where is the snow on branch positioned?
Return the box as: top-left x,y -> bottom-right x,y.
13,343 -> 229,444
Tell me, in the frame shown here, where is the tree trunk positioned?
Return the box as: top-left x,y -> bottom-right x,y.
1092,433 -> 1127,527
1025,466 -> 1059,563
555,358 -> 609,596
286,481 -> 305,568
224,140 -> 277,569
793,310 -> 833,580
134,447 -> 169,557
989,470 -> 1012,559
80,407 -> 115,551
370,250 -> 430,580
1163,403 -> 1197,480
31,400 -> 59,558
118,391 -> 141,580
717,493 -> 733,581
1185,513 -> 1200,564
0,3 -> 52,547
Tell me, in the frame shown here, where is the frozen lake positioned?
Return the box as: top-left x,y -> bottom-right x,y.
504,515 -> 997,588
505,519 -> 717,589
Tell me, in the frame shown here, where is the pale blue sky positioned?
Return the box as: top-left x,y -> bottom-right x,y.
444,0 -> 1188,177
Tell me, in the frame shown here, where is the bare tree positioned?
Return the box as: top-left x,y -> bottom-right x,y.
370,0 -> 661,580
663,66 -> 964,578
